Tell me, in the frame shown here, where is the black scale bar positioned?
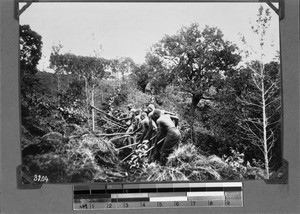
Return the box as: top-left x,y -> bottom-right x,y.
74,185 -> 242,195
112,198 -> 150,202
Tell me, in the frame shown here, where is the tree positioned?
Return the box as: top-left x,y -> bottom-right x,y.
20,25 -> 43,96
50,52 -> 109,100
20,25 -> 43,75
236,61 -> 280,179
131,64 -> 151,93
144,53 -> 174,94
202,83 -> 245,156
49,44 -> 64,97
49,52 -> 110,130
236,6 -> 281,179
111,57 -> 136,81
131,53 -> 173,94
153,23 -> 241,139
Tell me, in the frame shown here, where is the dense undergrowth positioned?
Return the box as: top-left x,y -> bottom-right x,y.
21,75 -> 266,183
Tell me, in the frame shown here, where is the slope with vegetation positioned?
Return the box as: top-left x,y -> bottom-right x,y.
20,6 -> 281,183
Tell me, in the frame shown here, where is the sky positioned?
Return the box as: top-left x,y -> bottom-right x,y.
19,2 -> 280,72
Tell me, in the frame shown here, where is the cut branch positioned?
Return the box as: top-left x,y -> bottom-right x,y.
91,105 -> 123,122
95,132 -> 132,137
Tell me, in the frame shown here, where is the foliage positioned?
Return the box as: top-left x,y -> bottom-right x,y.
128,142 -> 149,170
58,106 -> 88,125
20,19 -> 281,183
233,6 -> 281,179
50,52 -> 109,80
62,79 -> 86,105
20,25 -> 43,75
152,23 -> 241,117
133,143 -> 261,182
110,57 -> 136,80
126,87 -> 153,109
22,128 -> 125,183
107,83 -> 129,107
130,53 -> 173,94
20,25 -> 43,98
222,148 -> 247,176
130,64 -> 151,93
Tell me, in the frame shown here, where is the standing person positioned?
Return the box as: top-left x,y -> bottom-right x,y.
151,109 -> 181,165
123,107 -> 141,145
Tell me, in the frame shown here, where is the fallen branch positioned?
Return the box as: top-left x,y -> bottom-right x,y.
95,132 -> 133,137
102,116 -> 128,130
122,152 -> 135,162
91,105 -> 123,123
122,138 -> 165,162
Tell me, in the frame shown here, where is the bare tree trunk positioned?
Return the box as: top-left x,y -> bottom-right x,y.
82,76 -> 91,129
91,85 -> 95,132
98,80 -> 103,102
189,94 -> 202,143
57,73 -> 60,92
122,71 -> 125,82
261,64 -> 270,179
83,76 -> 89,112
56,72 -> 61,107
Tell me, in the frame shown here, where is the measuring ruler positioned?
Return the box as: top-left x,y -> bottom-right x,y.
73,182 -> 243,210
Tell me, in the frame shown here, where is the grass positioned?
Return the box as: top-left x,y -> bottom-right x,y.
133,143 -> 225,182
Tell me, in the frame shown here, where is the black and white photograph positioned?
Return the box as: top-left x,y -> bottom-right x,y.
19,2 -> 282,183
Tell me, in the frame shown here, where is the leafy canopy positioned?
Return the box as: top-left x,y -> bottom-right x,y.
20,25 -> 43,74
49,52 -> 110,83
153,23 -> 241,98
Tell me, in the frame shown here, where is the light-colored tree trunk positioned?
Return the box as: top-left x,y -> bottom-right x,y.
238,61 -> 279,179
261,63 -> 270,179
83,76 -> 89,111
91,85 -> 95,132
56,72 -> 61,107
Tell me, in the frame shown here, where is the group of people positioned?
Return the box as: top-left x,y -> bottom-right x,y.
122,103 -> 181,165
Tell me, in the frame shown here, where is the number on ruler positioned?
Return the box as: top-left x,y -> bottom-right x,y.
226,201 -> 231,205
141,202 -> 146,207
79,204 -> 88,209
191,201 -> 196,206
157,202 -> 162,207
124,203 -> 129,208
208,201 -> 213,206
174,201 -> 179,206
107,203 -> 113,208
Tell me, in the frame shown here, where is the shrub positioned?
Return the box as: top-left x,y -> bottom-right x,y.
220,147 -> 265,180
128,142 -> 149,171
132,143 -> 262,182
134,143 -> 222,181
125,88 -> 153,110
22,132 -> 124,183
